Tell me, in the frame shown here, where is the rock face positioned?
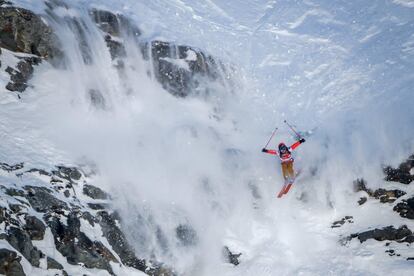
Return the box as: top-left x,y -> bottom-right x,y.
0,6 -> 61,59
383,154 -> 414,184
353,178 -> 406,203
1,4 -> 231,98
6,227 -> 43,267
83,184 -> 109,200
394,197 -> 414,220
144,40 -> 230,97
0,161 -> 173,276
5,56 -> 41,92
97,211 -> 147,272
223,246 -> 241,266
349,225 -> 414,243
331,216 -> 354,228
24,215 -> 46,240
47,212 -> 117,274
0,249 -> 25,276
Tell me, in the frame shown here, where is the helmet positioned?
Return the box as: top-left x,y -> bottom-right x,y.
278,143 -> 289,153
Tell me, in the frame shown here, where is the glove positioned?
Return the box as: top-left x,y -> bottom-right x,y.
262,148 -> 267,152
299,138 -> 306,143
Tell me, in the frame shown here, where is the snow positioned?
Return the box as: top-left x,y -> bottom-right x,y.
393,0 -> 414,8
1,0 -> 414,275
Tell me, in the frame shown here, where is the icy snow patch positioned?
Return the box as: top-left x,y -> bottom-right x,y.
161,57 -> 190,71
393,0 -> 414,8
185,49 -> 198,61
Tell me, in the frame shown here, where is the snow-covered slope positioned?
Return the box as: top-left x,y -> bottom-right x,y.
1,0 -> 414,275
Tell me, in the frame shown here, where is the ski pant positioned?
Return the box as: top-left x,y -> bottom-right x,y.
281,160 -> 295,183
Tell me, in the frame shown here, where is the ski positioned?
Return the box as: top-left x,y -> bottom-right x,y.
283,183 -> 293,194
278,169 -> 301,197
277,183 -> 288,198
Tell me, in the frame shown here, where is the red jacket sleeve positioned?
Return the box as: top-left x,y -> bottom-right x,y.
289,141 -> 302,151
264,149 -> 278,156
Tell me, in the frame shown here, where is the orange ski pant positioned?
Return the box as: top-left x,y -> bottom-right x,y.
281,161 -> 295,182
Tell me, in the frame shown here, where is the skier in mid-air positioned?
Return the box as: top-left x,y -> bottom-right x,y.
262,138 -> 305,195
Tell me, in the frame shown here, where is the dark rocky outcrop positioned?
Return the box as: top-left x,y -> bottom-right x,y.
52,166 -> 82,182
83,184 -> 108,200
383,154 -> 414,184
353,178 -> 406,203
223,246 -> 241,266
23,186 -> 68,213
358,197 -> 367,205
1,161 -> 174,275
6,227 -> 44,267
97,211 -> 147,272
0,249 -> 26,276
175,224 -> 198,246
90,9 -> 141,38
144,40 -> 229,97
47,212 -> 117,274
46,256 -> 63,270
0,6 -> 61,59
349,225 -> 414,243
90,9 -> 139,62
393,197 -> 414,220
24,215 -> 46,240
0,162 -> 24,172
331,216 -> 354,228
5,56 -> 41,92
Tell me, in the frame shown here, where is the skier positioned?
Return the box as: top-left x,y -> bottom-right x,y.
262,138 -> 305,185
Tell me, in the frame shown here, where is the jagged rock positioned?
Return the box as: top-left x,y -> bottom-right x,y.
104,35 -> 126,60
223,246 -> 241,266
24,215 -> 46,240
331,216 -> 354,228
9,204 -> 23,213
81,211 -> 98,226
90,9 -> 141,38
0,162 -> 24,172
403,235 -> 414,243
0,207 -> 20,227
87,203 -> 107,210
350,225 -> 413,243
175,224 -> 198,246
3,186 -> 25,197
90,9 -> 139,62
24,186 -> 68,213
0,207 -> 6,224
144,40 -> 226,97
383,154 -> 414,184
47,212 -> 117,274
53,166 -> 82,182
5,56 -> 41,92
90,9 -> 120,36
0,248 -> 26,276
374,189 -> 406,203
6,227 -> 43,267
358,197 -> 367,205
353,178 -> 405,203
83,184 -> 108,200
0,6 -> 62,59
46,256 -> 63,270
97,211 -> 146,271
26,168 -> 51,176
88,89 -> 106,109
393,197 -> 414,220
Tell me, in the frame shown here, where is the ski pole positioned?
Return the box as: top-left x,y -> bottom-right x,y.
263,127 -> 278,149
284,120 -> 302,139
